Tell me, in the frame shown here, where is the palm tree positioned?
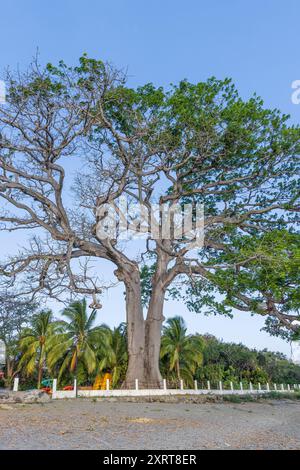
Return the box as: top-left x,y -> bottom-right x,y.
96,323 -> 127,387
160,316 -> 204,387
18,310 -> 55,388
47,299 -> 101,382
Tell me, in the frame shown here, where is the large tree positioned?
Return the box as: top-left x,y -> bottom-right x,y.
0,56 -> 299,387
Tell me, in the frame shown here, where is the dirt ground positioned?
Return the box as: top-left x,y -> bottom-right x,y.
0,398 -> 299,450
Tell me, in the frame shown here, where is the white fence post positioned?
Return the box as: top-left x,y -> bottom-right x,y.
274,383 -> 277,391
194,380 -> 198,391
106,379 -> 110,391
258,382 -> 261,391
287,384 -> 290,391
240,382 -> 243,392
135,379 -> 139,391
249,382 -> 253,392
266,382 -> 270,391
163,379 -> 167,391
207,380 -> 210,391
281,384 -> 284,391
52,379 -> 57,399
180,379 -> 184,391
13,377 -> 19,392
74,379 -> 77,398
219,381 -> 223,393
230,381 -> 233,391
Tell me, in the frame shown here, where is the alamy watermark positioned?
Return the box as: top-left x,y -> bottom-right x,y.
0,80 -> 6,104
291,80 -> 300,104
96,197 -> 204,247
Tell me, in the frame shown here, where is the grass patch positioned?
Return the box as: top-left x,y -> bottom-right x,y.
264,391 -> 300,400
223,394 -> 255,403
223,391 -> 300,403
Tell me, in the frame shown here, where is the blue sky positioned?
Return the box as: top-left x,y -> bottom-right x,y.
0,0 -> 299,355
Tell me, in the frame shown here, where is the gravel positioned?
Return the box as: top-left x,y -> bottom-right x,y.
0,390 -> 51,404
0,399 -> 299,449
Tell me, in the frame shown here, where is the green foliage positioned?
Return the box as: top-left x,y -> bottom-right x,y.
2,300 -> 300,390
205,230 -> 300,338
0,297 -> 38,385
96,323 -> 128,387
18,310 -> 57,387
160,316 -> 205,387
47,299 -> 102,382
131,75 -> 299,336
199,334 -> 300,385
157,229 -> 300,339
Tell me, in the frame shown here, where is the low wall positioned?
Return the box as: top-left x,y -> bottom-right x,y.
52,388 -> 294,400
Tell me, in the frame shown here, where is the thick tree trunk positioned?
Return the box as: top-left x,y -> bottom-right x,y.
143,245 -> 172,389
144,285 -> 165,388
122,271 -> 166,388
122,269 -> 147,388
120,256 -> 168,389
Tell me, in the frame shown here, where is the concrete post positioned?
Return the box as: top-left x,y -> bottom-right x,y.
249,382 -> 253,392
281,384 -> 284,391
230,381 -> 233,391
106,379 -> 110,391
207,380 -> 210,390
74,379 -> 77,398
163,379 -> 167,391
240,382 -> 243,391
180,379 -> 184,390
258,382 -> 261,391
287,384 -> 290,391
135,379 -> 139,390
274,383 -> 277,391
52,379 -> 57,398
219,381 -> 223,393
266,382 -> 270,391
13,377 -> 19,392
194,380 -> 198,391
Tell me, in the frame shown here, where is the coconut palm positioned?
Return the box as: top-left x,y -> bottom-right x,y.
160,316 -> 204,387
96,323 -> 127,387
47,299 -> 101,382
18,310 -> 56,388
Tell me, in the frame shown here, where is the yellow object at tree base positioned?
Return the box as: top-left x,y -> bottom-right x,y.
93,372 -> 112,390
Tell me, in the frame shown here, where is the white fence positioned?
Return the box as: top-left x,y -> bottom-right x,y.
47,378 -> 299,400
11,377 -> 299,399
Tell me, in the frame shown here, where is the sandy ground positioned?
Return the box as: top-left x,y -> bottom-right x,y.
0,399 -> 299,450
